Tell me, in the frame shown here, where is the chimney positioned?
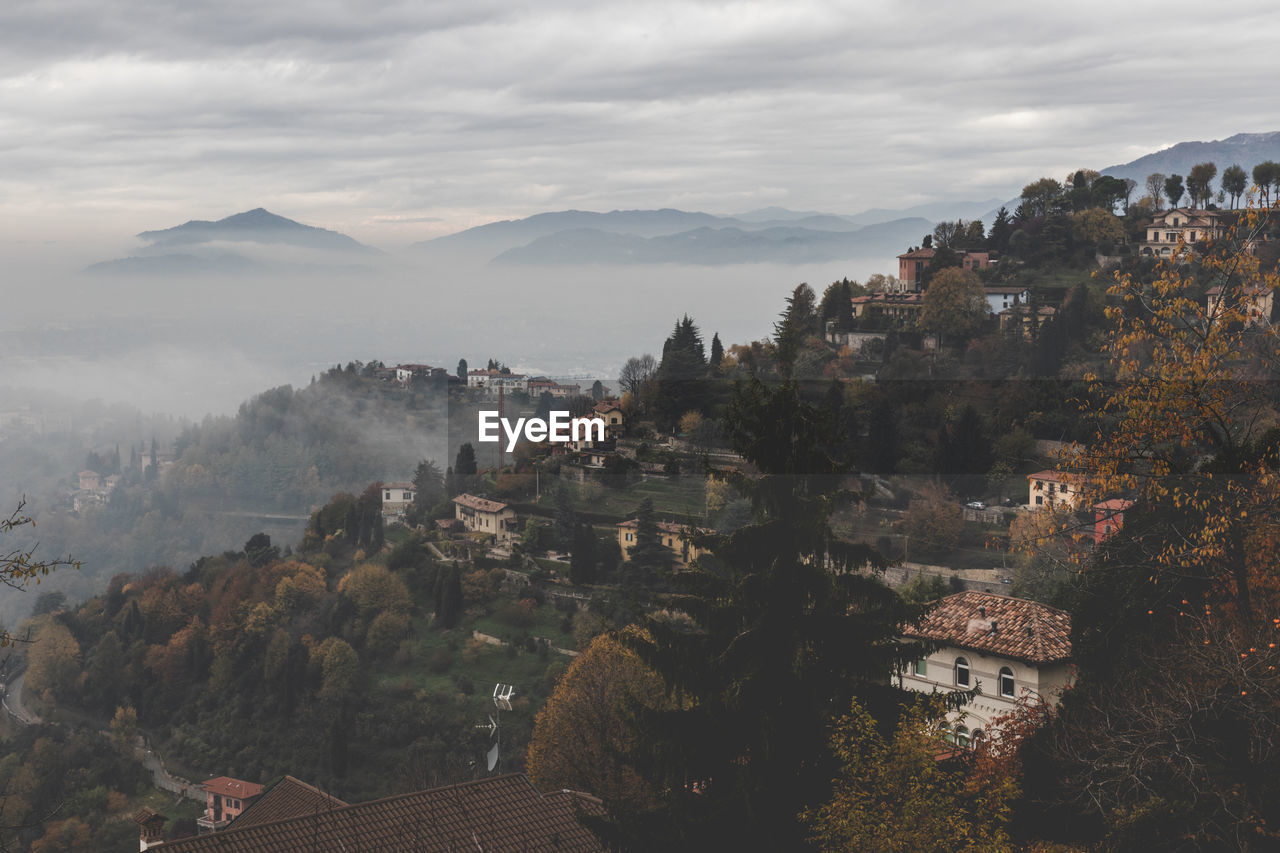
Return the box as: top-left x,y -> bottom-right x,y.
989,620 -> 998,634
978,606 -> 986,618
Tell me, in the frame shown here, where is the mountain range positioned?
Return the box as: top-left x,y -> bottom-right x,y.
84,132 -> 1280,274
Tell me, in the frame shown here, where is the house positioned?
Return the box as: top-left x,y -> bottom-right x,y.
135,808 -> 168,851
381,481 -> 415,517
467,370 -> 530,396
1027,469 -> 1078,509
1206,283 -> 1274,326
850,292 -> 923,324
897,248 -> 992,289
1141,208 -> 1229,257
549,383 -> 581,398
616,519 -> 708,567
999,305 -> 1056,338
983,285 -> 1031,316
197,777 -> 264,832
134,773 -> 604,852
592,400 -> 624,434
900,591 -> 1074,743
1093,498 -> 1134,544
77,470 -> 100,491
453,494 -> 518,543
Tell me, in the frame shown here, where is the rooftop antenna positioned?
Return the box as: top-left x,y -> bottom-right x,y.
476,683 -> 517,774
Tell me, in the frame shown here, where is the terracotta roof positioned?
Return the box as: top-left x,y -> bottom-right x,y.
1094,498 -> 1134,512
453,494 -> 510,513
1027,469 -> 1067,482
151,774 -> 604,852
593,401 -> 621,414
202,777 -> 264,799
229,776 -> 347,829
903,591 -> 1072,665
898,247 -> 937,260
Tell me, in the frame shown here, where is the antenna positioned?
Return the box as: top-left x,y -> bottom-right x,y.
475,684 -> 517,774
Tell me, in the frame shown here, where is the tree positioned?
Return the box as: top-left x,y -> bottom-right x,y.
527,629 -> 670,808
1186,162 -> 1218,208
708,332 -> 725,374
932,220 -> 964,249
0,501 -> 79,645
109,706 -> 139,753
622,498 -> 671,587
553,483 -> 576,548
590,380 -> 604,402
1021,177 -> 1063,218
655,316 -> 707,429
1071,208 -> 1124,248
920,267 -> 987,345
456,358 -> 467,380
802,698 -> 1016,852
989,206 -> 1013,252
407,459 -> 444,525
1222,163 -> 1248,209
618,354 -> 657,397
1145,172 -> 1167,206
1253,160 -> 1280,206
454,443 -> 477,477
569,522 -> 597,585
899,481 -> 964,559
1163,173 -> 1185,208
622,378 -> 917,849
773,283 -> 819,369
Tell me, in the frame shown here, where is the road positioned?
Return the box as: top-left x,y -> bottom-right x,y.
2,672 -> 41,725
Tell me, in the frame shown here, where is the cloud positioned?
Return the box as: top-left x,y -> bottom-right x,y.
1,0 -> 1279,247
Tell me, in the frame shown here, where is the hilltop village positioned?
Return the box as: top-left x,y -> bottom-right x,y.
5,167 -> 1280,851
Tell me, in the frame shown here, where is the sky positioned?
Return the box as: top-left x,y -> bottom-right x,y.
5,0 -> 1280,257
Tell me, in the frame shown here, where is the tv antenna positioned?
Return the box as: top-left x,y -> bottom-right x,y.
475,683 -> 517,773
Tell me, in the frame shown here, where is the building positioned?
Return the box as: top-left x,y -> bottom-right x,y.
999,305 -> 1056,338
897,248 -> 992,289
1093,498 -> 1134,544
616,519 -> 708,567
900,591 -> 1074,742
1206,283 -> 1274,327
850,292 -> 923,325
983,285 -> 1031,316
197,777 -> 264,832
1141,208 -> 1229,257
381,481 -> 415,519
77,470 -> 101,491
1027,469 -> 1078,509
134,773 -> 604,852
452,494 -> 518,543
592,400 -> 624,434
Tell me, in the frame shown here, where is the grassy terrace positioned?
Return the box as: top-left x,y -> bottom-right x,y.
530,473 -> 709,521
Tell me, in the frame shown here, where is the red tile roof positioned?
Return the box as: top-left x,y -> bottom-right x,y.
229,776 -> 347,830
898,247 -> 937,260
902,591 -> 1072,665
202,777 -> 264,799
150,774 -> 604,852
453,494 -> 510,513
1027,469 -> 1067,483
1093,498 -> 1134,512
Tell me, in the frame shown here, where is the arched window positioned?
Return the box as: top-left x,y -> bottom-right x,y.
955,657 -> 970,688
999,666 -> 1015,698
970,729 -> 985,750
939,722 -> 952,744
955,726 -> 970,749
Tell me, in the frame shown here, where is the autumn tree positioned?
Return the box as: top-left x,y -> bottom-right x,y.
618,354 -> 657,398
899,481 -> 964,559
920,267 -> 988,346
0,500 -> 78,646
802,698 -> 1016,852
1145,172 -> 1166,206
526,629 -> 669,808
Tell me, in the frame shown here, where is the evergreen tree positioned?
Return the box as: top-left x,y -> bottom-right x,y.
554,483 -> 576,548
407,459 -> 445,525
773,283 -> 818,368
435,565 -> 463,627
569,521 -> 597,585
454,443 -> 478,477
456,358 -> 467,380
590,380 -> 604,402
623,378 -> 917,849
623,498 -> 671,587
988,206 -> 1013,252
655,316 -> 707,430
708,333 -> 724,375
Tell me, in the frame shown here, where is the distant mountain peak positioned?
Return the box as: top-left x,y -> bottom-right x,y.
133,208 -> 376,254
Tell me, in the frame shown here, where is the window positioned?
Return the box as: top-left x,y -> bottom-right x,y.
971,729 -> 985,750
914,657 -> 927,677
955,726 -> 970,748
999,666 -> 1015,698
385,490 -> 391,500
955,657 -> 970,687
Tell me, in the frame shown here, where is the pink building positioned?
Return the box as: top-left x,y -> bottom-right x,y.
198,776 -> 264,832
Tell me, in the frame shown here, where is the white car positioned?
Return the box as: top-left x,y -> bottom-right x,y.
965,500 -> 987,510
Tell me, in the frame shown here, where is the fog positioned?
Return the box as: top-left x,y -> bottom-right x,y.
4,253 -> 888,418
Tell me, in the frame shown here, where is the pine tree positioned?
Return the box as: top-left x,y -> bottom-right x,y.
454,443 -> 478,477
708,333 -> 725,375
554,483 -> 576,548
623,498 -> 671,587
655,316 -> 707,430
623,378 -> 918,849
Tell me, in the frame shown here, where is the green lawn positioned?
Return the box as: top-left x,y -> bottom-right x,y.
534,475 -> 708,520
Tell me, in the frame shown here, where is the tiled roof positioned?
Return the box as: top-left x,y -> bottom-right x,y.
229,776 -> 347,830
202,777 -> 264,799
593,401 -> 621,413
453,494 -> 509,513
903,591 -> 1072,665
898,247 -> 937,259
151,774 -> 604,852
1094,498 -> 1134,512
134,807 -> 165,827
382,481 -> 414,490
1027,469 -> 1067,482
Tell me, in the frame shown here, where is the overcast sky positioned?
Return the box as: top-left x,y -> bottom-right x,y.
4,0 -> 1280,253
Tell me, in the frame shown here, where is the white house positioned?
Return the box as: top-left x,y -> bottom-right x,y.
1027,469 -> 1078,509
983,285 -> 1031,316
901,591 -> 1074,745
381,481 -> 415,517
452,494 -> 518,543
